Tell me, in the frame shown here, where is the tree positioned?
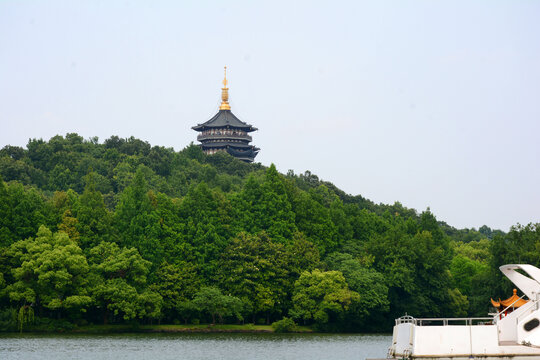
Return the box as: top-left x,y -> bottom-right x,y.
290,270 -> 360,328
0,145 -> 25,161
182,143 -> 205,162
453,238 -> 491,263
88,241 -> 162,323
325,252 -> 389,325
2,133 -> 532,331
144,146 -> 174,177
5,183 -> 56,244
232,165 -> 297,243
284,233 -> 321,279
192,287 -> 243,324
450,255 -> 489,296
6,226 -> 92,316
216,232 -> 289,322
58,210 -> 80,243
271,317 -> 297,333
114,167 -> 163,265
288,187 -> 338,254
151,193 -> 184,263
73,172 -> 112,248
150,261 -> 200,323
363,210 -> 468,320
26,138 -> 53,172
0,176 -> 14,246
177,182 -> 233,276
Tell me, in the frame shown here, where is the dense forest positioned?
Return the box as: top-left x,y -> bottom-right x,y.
0,133 -> 538,332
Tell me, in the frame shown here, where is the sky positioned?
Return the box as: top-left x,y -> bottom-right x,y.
1,0 -> 539,231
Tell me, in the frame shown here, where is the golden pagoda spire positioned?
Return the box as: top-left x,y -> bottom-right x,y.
219,66 -> 231,110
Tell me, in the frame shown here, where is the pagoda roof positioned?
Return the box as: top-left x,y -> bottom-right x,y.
491,288 -> 529,309
192,110 -> 257,132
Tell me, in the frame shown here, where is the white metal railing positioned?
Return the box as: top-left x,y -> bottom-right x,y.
395,315 -> 492,326
515,299 -> 538,324
395,294 -> 539,327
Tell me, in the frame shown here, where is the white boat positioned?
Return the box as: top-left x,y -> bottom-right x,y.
371,264 -> 540,360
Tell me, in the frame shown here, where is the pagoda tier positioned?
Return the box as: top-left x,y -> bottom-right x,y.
192,110 -> 257,132
192,67 -> 259,163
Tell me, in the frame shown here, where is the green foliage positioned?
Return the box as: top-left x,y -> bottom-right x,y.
325,252 -> 389,326
73,172 -> 113,248
18,305 -> 34,332
364,211 -> 468,319
1,182 -> 56,246
150,261 -> 200,322
0,134 -> 520,331
450,255 -> 489,296
7,226 -> 92,313
192,287 -> 243,324
453,239 -> 491,263
284,232 -> 321,278
0,176 -> 14,245
31,317 -> 76,332
0,308 -> 18,332
232,166 -> 297,244
88,242 -> 162,322
177,182 -> 233,276
271,317 -> 297,333
217,232 -> 290,320
290,269 -> 360,328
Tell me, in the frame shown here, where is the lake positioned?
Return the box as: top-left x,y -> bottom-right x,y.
0,332 -> 391,360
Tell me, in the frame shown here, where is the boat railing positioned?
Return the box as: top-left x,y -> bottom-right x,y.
514,298 -> 539,323
395,315 -> 492,326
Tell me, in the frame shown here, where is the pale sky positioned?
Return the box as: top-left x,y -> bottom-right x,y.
1,0 -> 539,231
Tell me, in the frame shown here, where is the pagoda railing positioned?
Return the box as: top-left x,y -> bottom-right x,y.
197,134 -> 252,142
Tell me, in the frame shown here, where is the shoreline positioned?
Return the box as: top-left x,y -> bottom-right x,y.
4,324 -> 315,334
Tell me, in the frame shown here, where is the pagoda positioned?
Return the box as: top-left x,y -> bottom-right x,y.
192,67 -> 259,163
491,288 -> 529,319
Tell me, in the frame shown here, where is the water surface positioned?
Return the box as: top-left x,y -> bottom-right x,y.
0,332 -> 390,360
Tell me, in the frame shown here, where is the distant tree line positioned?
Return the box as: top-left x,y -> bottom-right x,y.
0,134 -> 536,332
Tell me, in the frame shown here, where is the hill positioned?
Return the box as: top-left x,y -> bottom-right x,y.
0,133 -> 536,332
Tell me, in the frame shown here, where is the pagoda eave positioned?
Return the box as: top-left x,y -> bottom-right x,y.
192,109 -> 256,132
